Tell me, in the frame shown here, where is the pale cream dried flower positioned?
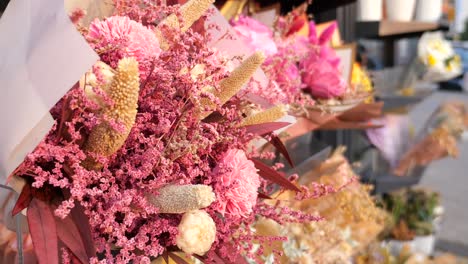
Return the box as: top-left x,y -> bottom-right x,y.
176,210 -> 216,255
82,57 -> 140,170
80,61 -> 115,107
146,184 -> 215,214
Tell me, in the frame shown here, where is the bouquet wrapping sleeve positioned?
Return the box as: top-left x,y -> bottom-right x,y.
0,0 -> 98,181
394,102 -> 468,176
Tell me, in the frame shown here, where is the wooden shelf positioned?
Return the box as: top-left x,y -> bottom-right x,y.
356,20 -> 441,39
252,0 -> 357,14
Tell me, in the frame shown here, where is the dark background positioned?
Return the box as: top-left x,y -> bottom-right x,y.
0,0 -> 9,13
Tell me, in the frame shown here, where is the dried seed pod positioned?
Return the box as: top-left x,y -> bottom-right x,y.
82,58 -> 140,170
80,61 -> 115,108
156,0 -> 215,49
176,210 -> 216,255
146,184 -> 216,214
240,104 -> 288,127
200,51 -> 266,119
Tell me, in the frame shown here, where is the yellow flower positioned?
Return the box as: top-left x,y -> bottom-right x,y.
351,63 -> 373,94
427,54 -> 437,67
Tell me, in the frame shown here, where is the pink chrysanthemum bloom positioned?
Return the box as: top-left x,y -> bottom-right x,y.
87,16 -> 161,79
212,149 -> 260,218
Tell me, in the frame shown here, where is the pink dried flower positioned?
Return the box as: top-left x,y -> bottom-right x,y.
308,21 -> 341,68
212,149 -> 260,218
69,9 -> 86,25
264,51 -> 301,94
230,16 -> 278,56
295,20 -> 347,99
87,16 -> 161,79
16,3 -> 321,262
301,55 -> 347,99
260,40 -> 305,104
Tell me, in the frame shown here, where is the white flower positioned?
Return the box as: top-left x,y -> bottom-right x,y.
418,31 -> 462,81
176,210 -> 216,255
433,205 -> 444,216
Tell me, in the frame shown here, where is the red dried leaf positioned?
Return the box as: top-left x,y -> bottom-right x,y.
27,198 -> 59,264
286,17 -> 306,37
244,122 -> 290,136
12,183 -> 32,216
257,192 -> 272,199
252,159 -> 301,192
193,254 -> 205,262
268,134 -> 294,167
69,203 -> 96,259
56,215 -> 89,264
162,251 -> 169,263
168,252 -> 190,264
232,253 -> 248,264
212,253 -> 229,264
71,255 -> 82,264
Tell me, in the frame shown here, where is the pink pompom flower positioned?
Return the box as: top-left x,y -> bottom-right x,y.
212,149 -> 261,218
87,16 -> 161,79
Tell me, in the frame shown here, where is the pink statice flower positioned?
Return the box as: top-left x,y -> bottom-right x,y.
301,53 -> 347,99
263,48 -> 302,102
259,34 -> 314,104
87,16 -> 161,79
230,15 -> 278,56
69,8 -> 86,25
212,149 -> 261,218
265,52 -> 301,95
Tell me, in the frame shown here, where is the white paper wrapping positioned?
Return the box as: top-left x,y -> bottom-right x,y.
0,0 -> 98,182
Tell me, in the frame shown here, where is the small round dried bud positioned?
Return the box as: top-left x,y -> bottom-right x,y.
240,104 -> 288,126
176,210 -> 216,256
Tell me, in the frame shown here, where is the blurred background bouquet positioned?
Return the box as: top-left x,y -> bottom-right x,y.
378,188 -> 443,256
252,147 -> 386,263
